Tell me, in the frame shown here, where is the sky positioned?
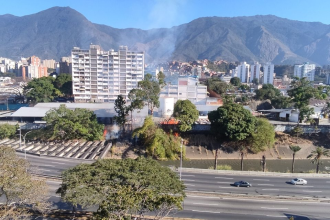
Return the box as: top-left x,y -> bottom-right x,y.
0,0 -> 330,30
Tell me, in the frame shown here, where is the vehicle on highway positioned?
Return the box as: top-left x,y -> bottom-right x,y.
290,178 -> 307,185
233,181 -> 252,187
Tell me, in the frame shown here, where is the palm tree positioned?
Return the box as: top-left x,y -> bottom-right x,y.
289,145 -> 301,173
307,147 -> 330,173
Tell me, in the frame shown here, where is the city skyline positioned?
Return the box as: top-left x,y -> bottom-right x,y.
1,0 -> 330,30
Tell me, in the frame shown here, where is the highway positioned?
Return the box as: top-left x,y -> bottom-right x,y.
19,153 -> 330,219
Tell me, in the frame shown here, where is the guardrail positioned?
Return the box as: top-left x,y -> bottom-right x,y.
179,167 -> 330,178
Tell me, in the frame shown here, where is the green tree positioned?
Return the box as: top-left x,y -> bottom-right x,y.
157,71 -> 166,88
205,78 -> 228,95
208,102 -> 256,170
271,95 -> 292,109
0,147 -> 49,218
173,100 -> 199,132
247,118 -> 275,153
127,89 -> 145,131
114,95 -> 129,132
43,104 -> 104,141
54,73 -> 72,97
287,77 -> 317,123
24,77 -> 61,104
239,84 -> 250,91
57,158 -> 185,219
255,84 -> 281,100
133,116 -> 183,159
252,78 -> 259,85
0,123 -> 18,139
289,145 -> 301,173
138,74 -> 161,115
307,146 -> 330,173
230,77 -> 241,86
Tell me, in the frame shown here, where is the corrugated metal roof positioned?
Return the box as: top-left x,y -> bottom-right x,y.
11,107 -> 50,117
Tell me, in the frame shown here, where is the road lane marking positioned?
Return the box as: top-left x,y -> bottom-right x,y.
184,184 -> 195,186
217,182 -> 232,184
257,184 -> 274,186
51,162 -> 66,165
215,177 -> 233,179
193,203 -> 218,206
261,207 -> 288,210
38,169 -> 51,172
42,165 -> 55,167
266,215 -> 285,218
299,186 -> 314,188
182,174 -> 195,177
303,190 -> 322,193
262,189 -> 279,190
182,179 -> 195,182
191,210 -> 220,214
187,195 -> 219,199
253,179 -> 269,181
219,186 -> 235,189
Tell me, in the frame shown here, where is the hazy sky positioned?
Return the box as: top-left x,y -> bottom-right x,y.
1,0 -> 329,30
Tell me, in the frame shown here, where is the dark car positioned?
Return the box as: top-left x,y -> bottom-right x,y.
233,181 -> 252,187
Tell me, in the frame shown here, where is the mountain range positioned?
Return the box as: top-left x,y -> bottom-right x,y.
1,7 -> 330,65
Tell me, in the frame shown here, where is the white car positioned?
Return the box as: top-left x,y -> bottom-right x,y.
291,178 -> 307,185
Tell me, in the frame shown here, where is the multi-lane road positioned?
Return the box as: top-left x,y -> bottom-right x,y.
20,152 -> 330,219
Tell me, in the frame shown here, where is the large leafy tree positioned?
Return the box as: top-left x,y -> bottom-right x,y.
43,104 -> 104,141
205,78 -> 228,95
127,89 -> 145,131
157,71 -> 166,88
208,102 -> 256,170
255,84 -> 281,100
307,146 -> 330,173
24,77 -> 61,104
230,77 -> 241,86
57,158 -> 185,220
287,77 -> 318,123
247,118 -> 275,153
0,123 -> 18,139
138,74 -> 161,115
54,73 -> 72,97
173,100 -> 199,132
133,116 -> 182,159
271,95 -> 292,109
0,147 -> 49,218
289,145 -> 301,173
114,95 -> 129,132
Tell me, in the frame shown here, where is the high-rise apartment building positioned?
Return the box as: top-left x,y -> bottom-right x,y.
59,57 -> 72,74
263,62 -> 274,85
42,59 -> 56,69
250,62 -> 261,83
72,45 -> 144,103
236,62 -> 250,83
294,62 -> 315,81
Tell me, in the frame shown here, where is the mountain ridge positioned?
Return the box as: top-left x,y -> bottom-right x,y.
1,7 -> 330,65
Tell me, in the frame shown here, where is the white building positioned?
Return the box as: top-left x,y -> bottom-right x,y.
294,62 -> 315,81
263,62 -> 274,85
71,45 -> 144,103
250,62 -> 261,83
237,62 -> 250,83
326,73 -> 330,85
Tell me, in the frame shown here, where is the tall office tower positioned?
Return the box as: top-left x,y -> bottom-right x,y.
294,62 -> 315,81
237,62 -> 250,83
326,73 -> 330,85
72,45 -> 144,103
250,62 -> 261,83
263,62 -> 274,85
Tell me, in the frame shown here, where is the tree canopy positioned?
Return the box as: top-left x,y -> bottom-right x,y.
133,116 -> 183,159
287,77 -> 318,122
173,100 -> 199,132
0,147 -> 49,218
24,77 -> 61,104
205,78 -> 228,95
247,118 -> 275,153
114,95 -> 129,130
43,104 -> 104,141
230,77 -> 241,86
0,123 -> 18,139
208,102 -> 256,142
255,84 -> 281,100
54,74 -> 72,97
57,158 -> 185,220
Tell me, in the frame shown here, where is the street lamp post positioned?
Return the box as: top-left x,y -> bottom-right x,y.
23,131 -> 32,159
180,139 -> 183,181
18,127 -> 22,151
